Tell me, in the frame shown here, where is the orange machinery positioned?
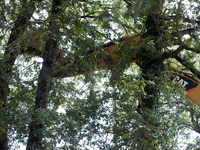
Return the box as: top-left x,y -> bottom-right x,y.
7,32 -> 200,107
86,36 -> 200,107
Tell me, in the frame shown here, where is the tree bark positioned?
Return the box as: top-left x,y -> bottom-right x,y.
26,0 -> 61,149
136,1 -> 166,147
0,1 -> 42,149
26,38 -> 58,150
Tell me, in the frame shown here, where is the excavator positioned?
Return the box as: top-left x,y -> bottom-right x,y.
6,30 -> 200,107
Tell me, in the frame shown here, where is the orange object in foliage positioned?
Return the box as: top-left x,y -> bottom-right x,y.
172,74 -> 200,106
93,35 -> 140,70
7,31 -> 200,107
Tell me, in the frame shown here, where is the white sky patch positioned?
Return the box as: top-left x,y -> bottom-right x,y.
178,130 -> 200,150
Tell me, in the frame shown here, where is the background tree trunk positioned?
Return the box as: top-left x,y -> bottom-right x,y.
26,0 -> 61,149
136,0 -> 166,147
0,1 -> 42,149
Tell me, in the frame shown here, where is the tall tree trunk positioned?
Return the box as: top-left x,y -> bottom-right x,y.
26,0 -> 61,149
0,1 -> 42,149
136,0 -> 166,148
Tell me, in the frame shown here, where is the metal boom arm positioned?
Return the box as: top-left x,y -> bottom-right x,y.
7,32 -> 200,107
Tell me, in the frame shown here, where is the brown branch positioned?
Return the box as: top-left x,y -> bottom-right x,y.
81,11 -> 98,18
168,16 -> 200,26
184,44 -> 200,53
156,42 -> 200,65
121,23 -> 140,34
123,0 -> 133,6
168,15 -> 200,39
171,27 -> 198,40
156,45 -> 184,65
183,17 -> 200,26
81,15 -> 98,19
181,28 -> 196,35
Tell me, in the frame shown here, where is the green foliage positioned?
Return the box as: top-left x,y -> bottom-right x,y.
0,127 -> 6,142
0,0 -> 200,149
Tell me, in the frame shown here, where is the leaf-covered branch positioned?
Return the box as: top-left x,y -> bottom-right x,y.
169,16 -> 200,26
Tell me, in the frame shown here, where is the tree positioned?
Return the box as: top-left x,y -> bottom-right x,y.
0,0 -> 43,149
0,0 -> 200,149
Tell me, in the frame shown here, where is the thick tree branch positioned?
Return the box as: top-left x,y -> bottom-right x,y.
182,28 -> 196,35
121,23 -> 140,34
169,16 -> 200,26
81,15 -> 98,19
184,44 -> 200,53
81,12 -> 98,18
155,42 -> 200,65
171,27 -> 199,40
155,45 -> 184,65
123,0 -> 133,6
183,17 -> 200,26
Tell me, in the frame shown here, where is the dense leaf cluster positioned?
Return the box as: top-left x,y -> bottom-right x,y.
0,0 -> 200,149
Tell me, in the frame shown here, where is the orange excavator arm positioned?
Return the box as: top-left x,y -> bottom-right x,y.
86,36 -> 200,107
172,74 -> 200,106
7,31 -> 200,107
